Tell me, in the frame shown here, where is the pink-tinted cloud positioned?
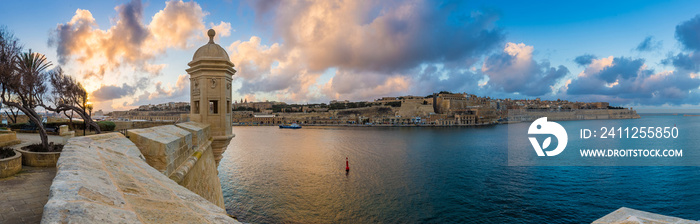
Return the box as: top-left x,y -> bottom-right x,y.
49,0 -> 230,110
564,55 -> 700,105
232,0 -> 504,102
482,43 -> 569,96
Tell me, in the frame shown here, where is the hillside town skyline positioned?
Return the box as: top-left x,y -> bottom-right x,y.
94,90 -> 639,127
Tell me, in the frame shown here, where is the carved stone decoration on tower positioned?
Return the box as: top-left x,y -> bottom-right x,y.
187,29 -> 235,166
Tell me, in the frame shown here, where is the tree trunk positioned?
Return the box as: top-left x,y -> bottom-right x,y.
52,104 -> 101,134
29,114 -> 49,149
75,108 -> 100,134
4,111 -> 14,124
4,109 -> 17,124
64,111 -> 74,130
6,103 -> 49,149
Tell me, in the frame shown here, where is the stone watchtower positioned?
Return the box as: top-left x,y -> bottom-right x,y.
187,29 -> 235,165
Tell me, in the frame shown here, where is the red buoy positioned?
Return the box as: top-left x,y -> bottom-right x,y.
345,157 -> 350,172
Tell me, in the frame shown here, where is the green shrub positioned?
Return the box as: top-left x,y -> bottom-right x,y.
9,123 -> 27,130
44,121 -> 85,130
97,121 -> 116,132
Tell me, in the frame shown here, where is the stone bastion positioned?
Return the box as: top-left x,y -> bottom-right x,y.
41,121 -> 239,223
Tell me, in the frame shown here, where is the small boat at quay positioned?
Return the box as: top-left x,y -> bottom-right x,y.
279,123 -> 302,129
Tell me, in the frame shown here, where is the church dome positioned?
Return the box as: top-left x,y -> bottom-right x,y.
191,29 -> 231,63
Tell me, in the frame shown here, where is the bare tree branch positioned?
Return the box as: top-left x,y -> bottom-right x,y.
45,67 -> 101,134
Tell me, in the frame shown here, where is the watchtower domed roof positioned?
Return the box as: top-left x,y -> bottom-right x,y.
191,29 -> 231,63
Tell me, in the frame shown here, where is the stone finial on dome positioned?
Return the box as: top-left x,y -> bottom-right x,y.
208,29 -> 215,43
190,28 -> 232,63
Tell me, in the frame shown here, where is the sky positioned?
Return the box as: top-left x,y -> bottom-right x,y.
1,0 -> 700,112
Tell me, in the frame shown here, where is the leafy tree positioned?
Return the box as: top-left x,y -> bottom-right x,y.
44,67 -> 100,133
386,101 -> 402,107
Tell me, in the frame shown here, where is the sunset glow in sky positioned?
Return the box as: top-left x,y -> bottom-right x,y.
1,0 -> 700,111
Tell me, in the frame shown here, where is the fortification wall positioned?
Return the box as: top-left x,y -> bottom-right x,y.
508,109 -> 640,122
397,100 -> 435,117
42,132 -> 237,223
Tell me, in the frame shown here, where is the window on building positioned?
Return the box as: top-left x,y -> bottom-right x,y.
227,100 -> 231,113
194,101 -> 200,114
209,100 -> 218,114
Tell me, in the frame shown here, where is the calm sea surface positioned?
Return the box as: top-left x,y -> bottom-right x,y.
218,115 -> 700,223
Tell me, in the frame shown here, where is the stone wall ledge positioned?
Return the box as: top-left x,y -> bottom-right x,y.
127,125 -> 193,176
593,207 -> 699,224
169,139 -> 211,183
42,132 -> 238,223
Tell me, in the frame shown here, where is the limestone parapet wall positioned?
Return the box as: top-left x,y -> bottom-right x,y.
127,125 -> 192,175
42,133 -> 237,223
126,122 -> 225,208
113,121 -> 177,131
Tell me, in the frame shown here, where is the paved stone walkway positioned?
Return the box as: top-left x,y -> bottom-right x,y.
1,133 -> 64,223
12,133 -> 65,149
0,166 -> 56,223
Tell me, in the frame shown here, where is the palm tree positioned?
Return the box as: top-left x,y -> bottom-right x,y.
1,49 -> 52,149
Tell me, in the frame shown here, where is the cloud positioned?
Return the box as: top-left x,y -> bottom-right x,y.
564,55 -> 700,105
322,71 -> 412,100
49,0 -> 207,80
481,43 -> 569,96
574,54 -> 596,67
274,0 -> 503,73
248,0 -> 280,14
565,14 -> 700,106
597,57 -> 646,82
49,0 -> 160,78
675,14 -> 700,51
635,36 -> 662,52
148,0 -> 207,50
663,52 -> 700,72
48,0 -> 221,110
317,63 -> 485,101
233,0 -> 505,102
663,14 -> 700,74
210,22 -> 232,38
91,84 -> 138,101
128,74 -> 190,106
227,36 -> 320,102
